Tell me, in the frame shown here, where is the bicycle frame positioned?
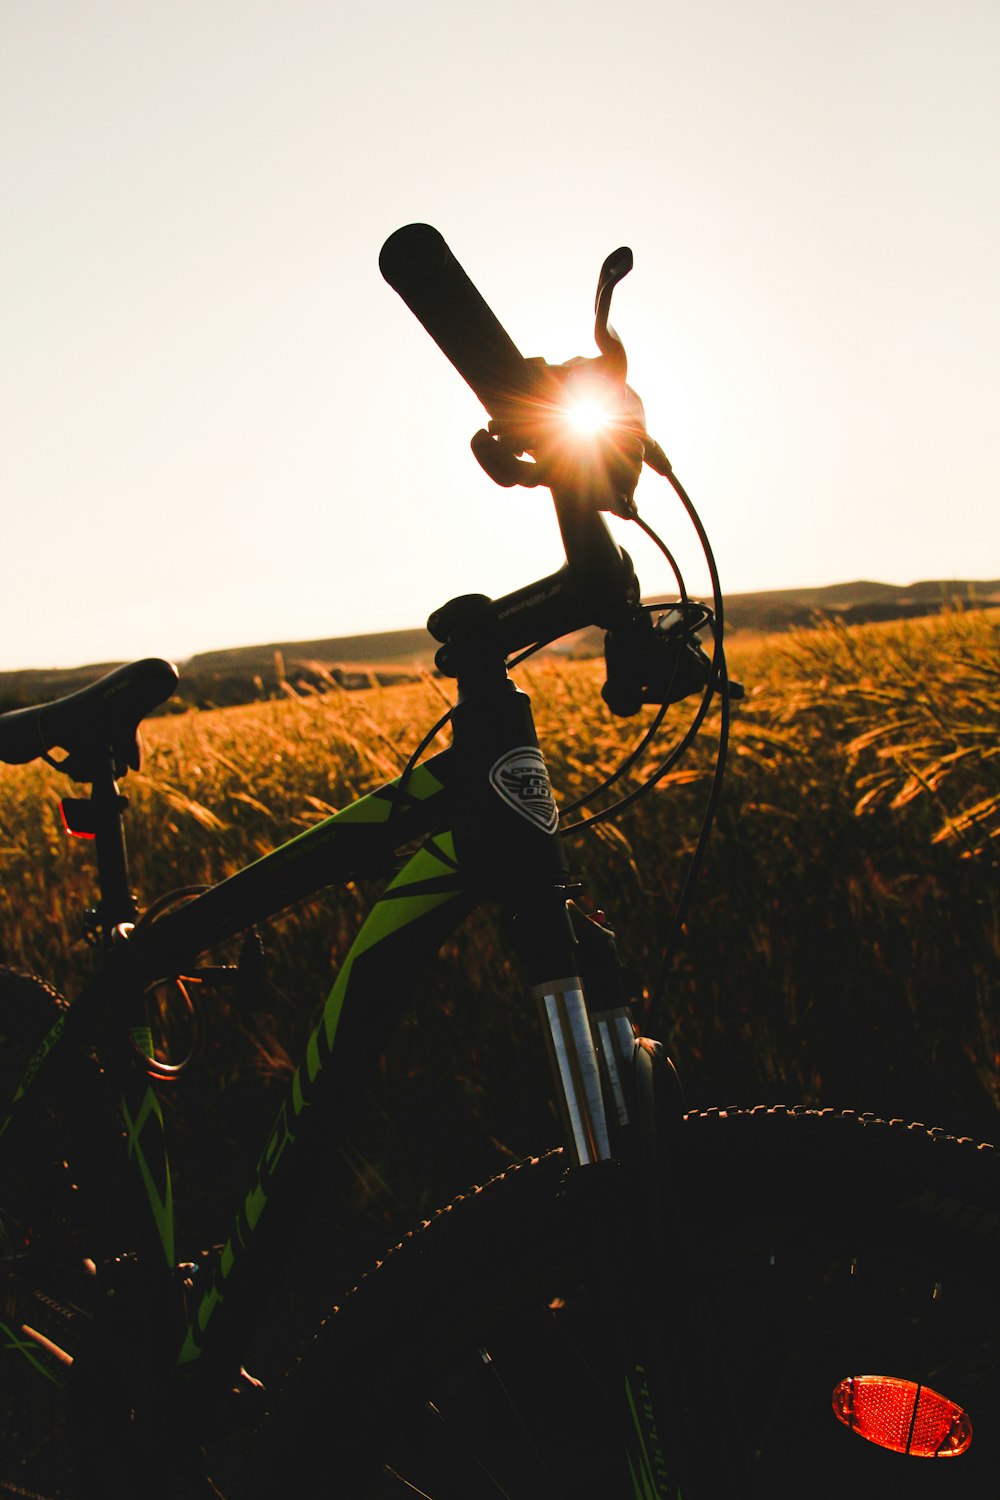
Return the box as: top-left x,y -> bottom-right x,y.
1,756 -> 457,1337
1,651 -> 691,1495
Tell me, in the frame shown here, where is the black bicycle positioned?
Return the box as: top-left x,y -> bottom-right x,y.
2,224 -> 999,1499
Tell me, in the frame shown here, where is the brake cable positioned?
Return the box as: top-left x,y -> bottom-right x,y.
642,451 -> 733,1005
554,509 -> 690,821
559,480 -> 728,831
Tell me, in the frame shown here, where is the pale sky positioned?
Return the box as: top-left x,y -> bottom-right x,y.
2,0 -> 997,671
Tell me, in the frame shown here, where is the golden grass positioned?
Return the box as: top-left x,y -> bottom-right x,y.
0,609 -> 996,1223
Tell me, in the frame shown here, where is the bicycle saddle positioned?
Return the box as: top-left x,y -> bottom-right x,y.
0,657 -> 179,780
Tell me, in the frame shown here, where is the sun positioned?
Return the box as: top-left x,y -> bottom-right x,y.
563,397 -> 610,436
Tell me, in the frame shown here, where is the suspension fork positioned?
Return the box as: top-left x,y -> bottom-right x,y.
444,650 -> 707,1494
528,902 -> 688,1499
497,880 -> 684,1498
515,898 -> 744,1499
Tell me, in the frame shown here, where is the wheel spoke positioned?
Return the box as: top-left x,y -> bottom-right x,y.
422,1396 -> 515,1499
476,1348 -> 560,1498
383,1465 -> 436,1498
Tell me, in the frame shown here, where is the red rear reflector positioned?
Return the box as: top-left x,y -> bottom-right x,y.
832,1375 -> 972,1457
59,798 -> 96,840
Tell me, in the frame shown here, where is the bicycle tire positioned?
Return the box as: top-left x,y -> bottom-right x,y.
239,1106 -> 1000,1499
0,968 -> 95,1500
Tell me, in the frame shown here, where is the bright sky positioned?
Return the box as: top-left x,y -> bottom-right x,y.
2,0 -> 997,671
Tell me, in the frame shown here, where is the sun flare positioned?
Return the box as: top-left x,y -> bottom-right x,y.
563,397 -> 610,436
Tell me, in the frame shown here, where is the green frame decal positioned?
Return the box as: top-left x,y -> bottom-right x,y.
235,759 -> 449,880
178,827 -> 467,1366
120,1079 -> 175,1267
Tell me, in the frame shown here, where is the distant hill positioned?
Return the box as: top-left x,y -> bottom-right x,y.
0,662 -> 136,715
0,629 -> 437,715
722,578 -> 1000,632
0,580 -> 996,715
175,628 -> 437,709
185,626 -> 435,675
560,577 -> 1000,656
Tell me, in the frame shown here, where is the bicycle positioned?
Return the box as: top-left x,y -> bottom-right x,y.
1,223 -> 999,1499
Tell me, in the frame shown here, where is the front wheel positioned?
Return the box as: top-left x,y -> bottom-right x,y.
242,1107 -> 1000,1498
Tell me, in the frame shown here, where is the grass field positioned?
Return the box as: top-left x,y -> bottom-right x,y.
0,607 -> 997,1241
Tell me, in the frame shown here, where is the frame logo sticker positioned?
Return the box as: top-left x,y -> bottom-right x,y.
489,748 -> 559,834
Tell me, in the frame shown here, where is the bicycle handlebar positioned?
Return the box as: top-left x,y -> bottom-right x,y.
379,225 -> 724,715
379,224 -> 539,419
380,223 -> 647,673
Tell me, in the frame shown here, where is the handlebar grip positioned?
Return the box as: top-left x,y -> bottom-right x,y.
379,224 -> 536,417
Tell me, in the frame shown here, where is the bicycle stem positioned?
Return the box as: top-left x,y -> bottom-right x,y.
430,493 -> 639,676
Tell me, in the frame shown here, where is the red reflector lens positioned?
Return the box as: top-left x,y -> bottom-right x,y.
58,799 -> 96,840
832,1375 -> 972,1457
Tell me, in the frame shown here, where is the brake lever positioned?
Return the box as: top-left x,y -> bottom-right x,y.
469,427 -> 548,488
594,247 -> 633,380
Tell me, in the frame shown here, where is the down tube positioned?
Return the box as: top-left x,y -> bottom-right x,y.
177,829 -> 473,1383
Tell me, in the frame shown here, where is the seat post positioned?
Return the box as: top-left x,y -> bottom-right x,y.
89,747 -> 138,943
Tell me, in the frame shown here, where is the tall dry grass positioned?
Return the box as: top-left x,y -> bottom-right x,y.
0,609 -> 996,1232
